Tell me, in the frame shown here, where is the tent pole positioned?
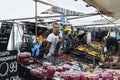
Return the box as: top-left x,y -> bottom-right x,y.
35,0 -> 38,42
0,13 -> 99,22
12,20 -> 15,50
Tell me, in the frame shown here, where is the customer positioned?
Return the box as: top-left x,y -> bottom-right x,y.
104,36 -> 118,60
104,36 -> 118,53
107,37 -> 118,52
116,30 -> 120,41
44,23 -> 60,57
107,27 -> 116,38
96,28 -> 103,42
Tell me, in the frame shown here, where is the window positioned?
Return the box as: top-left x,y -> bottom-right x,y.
73,11 -> 76,15
67,10 -> 72,15
60,8 -> 64,12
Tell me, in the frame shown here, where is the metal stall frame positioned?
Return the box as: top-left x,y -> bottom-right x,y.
0,0 -> 99,50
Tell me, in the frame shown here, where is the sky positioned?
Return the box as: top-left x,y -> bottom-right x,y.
0,0 -> 104,26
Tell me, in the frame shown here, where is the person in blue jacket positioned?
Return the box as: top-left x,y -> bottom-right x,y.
32,40 -> 41,57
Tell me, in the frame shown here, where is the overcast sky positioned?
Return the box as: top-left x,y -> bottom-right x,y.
0,0 -> 104,25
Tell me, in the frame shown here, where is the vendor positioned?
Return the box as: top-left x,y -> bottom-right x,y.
44,23 -> 60,58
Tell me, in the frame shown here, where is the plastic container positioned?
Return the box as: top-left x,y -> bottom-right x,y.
87,74 -> 99,80
70,73 -> 81,80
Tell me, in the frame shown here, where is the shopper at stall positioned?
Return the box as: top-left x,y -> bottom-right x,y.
104,36 -> 118,54
44,23 -> 60,58
106,27 -> 116,38
96,28 -> 104,42
32,40 -> 42,57
116,30 -> 120,41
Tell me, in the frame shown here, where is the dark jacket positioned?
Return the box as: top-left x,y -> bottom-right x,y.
106,37 -> 118,52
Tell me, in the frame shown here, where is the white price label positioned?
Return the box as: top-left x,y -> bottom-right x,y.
9,61 -> 17,73
10,76 -> 19,80
0,61 -> 17,77
0,62 -> 9,77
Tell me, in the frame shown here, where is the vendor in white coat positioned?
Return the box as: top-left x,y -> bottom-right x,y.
44,23 -> 60,57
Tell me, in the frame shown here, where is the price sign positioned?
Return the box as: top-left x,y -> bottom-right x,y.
0,50 -> 19,80
0,22 -> 13,51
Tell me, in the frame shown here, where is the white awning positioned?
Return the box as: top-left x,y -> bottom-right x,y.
84,0 -> 120,18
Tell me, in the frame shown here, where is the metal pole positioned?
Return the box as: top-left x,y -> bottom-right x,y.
62,25 -> 65,49
0,13 -> 99,22
12,20 -> 15,50
35,0 -> 38,42
0,17 -> 35,22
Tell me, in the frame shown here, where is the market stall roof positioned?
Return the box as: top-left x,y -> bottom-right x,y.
35,0 -> 109,26
36,0 -> 97,13
93,18 -> 119,24
0,0 -> 107,26
84,0 -> 120,18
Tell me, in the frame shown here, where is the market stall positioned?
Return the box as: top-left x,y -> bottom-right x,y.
0,0 -> 120,80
